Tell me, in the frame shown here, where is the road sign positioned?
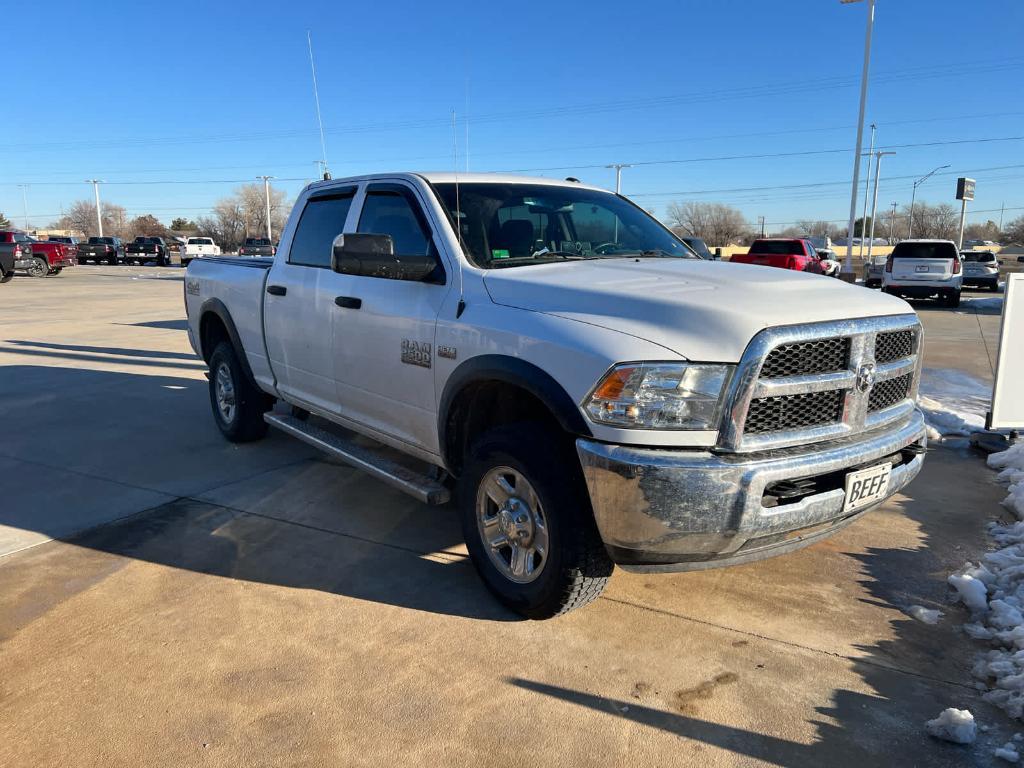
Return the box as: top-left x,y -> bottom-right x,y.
989,273 -> 1024,429
956,177 -> 975,201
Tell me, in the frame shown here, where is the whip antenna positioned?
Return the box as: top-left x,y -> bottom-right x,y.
452,109 -> 466,318
307,31 -> 330,180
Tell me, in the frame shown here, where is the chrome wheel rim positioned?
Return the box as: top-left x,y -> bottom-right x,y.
214,362 -> 237,424
476,466 -> 549,584
28,259 -> 46,277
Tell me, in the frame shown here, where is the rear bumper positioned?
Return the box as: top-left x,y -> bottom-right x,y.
576,409 -> 926,572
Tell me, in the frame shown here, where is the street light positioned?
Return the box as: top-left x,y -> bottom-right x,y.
865,151 -> 895,263
604,163 -> 632,194
85,180 -> 105,237
257,176 -> 275,241
840,0 -> 875,281
17,184 -> 29,231
907,164 -> 950,239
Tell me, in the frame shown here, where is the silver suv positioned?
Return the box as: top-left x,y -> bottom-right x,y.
960,250 -> 1001,292
882,239 -> 963,307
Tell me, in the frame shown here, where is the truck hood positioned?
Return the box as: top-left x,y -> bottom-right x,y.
482,258 -> 912,362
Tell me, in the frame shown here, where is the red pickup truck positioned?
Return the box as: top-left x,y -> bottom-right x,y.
730,238 -> 825,274
0,231 -> 78,277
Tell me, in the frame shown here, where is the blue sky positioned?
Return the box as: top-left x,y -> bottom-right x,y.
3,0 -> 1022,230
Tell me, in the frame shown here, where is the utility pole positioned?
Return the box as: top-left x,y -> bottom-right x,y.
907,164 -> 949,239
859,123 -> 877,259
841,0 -> 876,281
758,216 -> 766,237
866,151 -> 895,263
17,184 -> 29,230
889,201 -> 898,243
605,163 -> 633,194
257,176 -> 275,241
999,201 -> 1005,232
85,179 -> 104,237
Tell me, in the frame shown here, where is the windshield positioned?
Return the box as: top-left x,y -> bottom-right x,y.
89,237 -> 114,244
749,240 -> 803,255
961,251 -> 996,263
432,182 -> 693,268
246,238 -> 270,246
892,242 -> 959,260
188,238 -> 213,245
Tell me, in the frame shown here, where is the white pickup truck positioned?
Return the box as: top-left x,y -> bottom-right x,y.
180,237 -> 221,266
184,172 -> 927,618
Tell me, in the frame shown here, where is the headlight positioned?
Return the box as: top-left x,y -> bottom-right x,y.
585,363 -> 732,430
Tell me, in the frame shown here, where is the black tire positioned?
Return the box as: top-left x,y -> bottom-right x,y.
944,290 -> 961,308
27,257 -> 48,278
106,256 -> 117,266
47,267 -> 63,276
458,423 -> 613,619
990,282 -> 1000,292
208,341 -> 272,442
0,269 -> 12,284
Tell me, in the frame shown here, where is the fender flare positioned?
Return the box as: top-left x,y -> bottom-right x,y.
198,298 -> 258,388
438,354 -> 592,467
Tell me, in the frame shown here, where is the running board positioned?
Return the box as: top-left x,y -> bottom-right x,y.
264,413 -> 451,505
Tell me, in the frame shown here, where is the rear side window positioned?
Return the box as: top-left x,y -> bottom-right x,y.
288,191 -> 355,268
749,240 -> 802,255
892,242 -> 959,259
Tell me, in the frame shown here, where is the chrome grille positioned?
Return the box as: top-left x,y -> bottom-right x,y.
745,391 -> 844,434
875,330 -> 915,364
761,338 -> 849,378
868,373 -> 912,412
718,315 -> 922,452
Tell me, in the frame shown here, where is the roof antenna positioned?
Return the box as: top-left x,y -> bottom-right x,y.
452,109 -> 466,319
307,31 -> 330,180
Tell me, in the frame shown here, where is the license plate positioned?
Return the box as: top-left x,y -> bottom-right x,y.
843,462 -> 892,513
915,265 -> 930,272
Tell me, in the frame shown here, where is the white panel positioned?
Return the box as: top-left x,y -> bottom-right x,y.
990,273 -> 1024,429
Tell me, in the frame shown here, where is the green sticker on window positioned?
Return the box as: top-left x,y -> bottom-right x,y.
491,249 -> 510,259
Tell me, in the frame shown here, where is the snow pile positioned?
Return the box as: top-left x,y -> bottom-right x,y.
905,604 -> 943,624
917,367 -> 989,438
996,742 -> 1021,762
925,708 -> 977,744
989,444 -> 1024,520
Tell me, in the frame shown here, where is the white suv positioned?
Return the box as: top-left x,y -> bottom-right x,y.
882,239 -> 963,307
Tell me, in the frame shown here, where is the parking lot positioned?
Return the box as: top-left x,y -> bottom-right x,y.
0,265 -> 1016,766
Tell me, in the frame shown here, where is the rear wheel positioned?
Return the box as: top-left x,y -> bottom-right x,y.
208,341 -> 273,442
26,257 -> 48,278
943,289 -> 961,308
458,423 -> 613,619
47,267 -> 63,276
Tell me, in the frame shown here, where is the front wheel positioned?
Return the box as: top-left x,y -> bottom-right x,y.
458,424 -> 613,619
26,257 -> 48,278
208,341 -> 273,442
47,267 -> 63,276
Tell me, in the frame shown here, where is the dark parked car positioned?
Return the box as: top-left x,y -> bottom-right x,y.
126,236 -> 170,266
238,237 -> 276,257
79,236 -> 125,265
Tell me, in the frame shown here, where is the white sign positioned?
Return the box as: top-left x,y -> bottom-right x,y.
990,273 -> 1024,429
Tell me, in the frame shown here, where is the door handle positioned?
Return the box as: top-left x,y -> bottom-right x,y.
266,284 -> 287,296
334,296 -> 362,309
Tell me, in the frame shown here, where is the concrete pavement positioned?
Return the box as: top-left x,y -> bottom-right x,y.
0,264 -> 1017,766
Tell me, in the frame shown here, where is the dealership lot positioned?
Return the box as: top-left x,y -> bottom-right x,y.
0,265 -> 1017,766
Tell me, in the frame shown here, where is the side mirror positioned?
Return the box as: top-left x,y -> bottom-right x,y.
331,233 -> 437,281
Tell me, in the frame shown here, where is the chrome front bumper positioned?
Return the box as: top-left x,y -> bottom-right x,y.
576,409 -> 927,573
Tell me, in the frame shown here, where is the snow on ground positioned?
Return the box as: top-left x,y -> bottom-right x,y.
926,708 -> 978,744
959,295 -> 1005,313
905,604 -> 943,624
996,741 -> 1021,762
990,445 -> 1024,520
918,367 -> 990,438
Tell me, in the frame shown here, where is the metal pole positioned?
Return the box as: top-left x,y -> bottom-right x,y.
843,0 -> 875,278
999,201 -> 1005,231
866,151 -> 894,263
958,198 -> 968,251
605,163 -> 632,194
889,201 -> 897,243
18,185 -> 28,230
86,180 -> 104,237
859,123 -> 876,259
258,176 -> 274,241
907,182 -> 917,240
758,216 -> 766,237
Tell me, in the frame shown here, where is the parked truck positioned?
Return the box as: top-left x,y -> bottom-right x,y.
0,231 -> 77,277
126,236 -> 170,266
180,236 -> 221,266
78,236 -> 124,265
185,172 -> 927,618
238,237 -> 276,257
730,238 -> 826,274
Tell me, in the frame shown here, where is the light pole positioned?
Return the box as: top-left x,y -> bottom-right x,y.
866,151 -> 895,263
85,179 -> 104,237
17,184 -> 29,230
605,163 -> 632,194
859,123 -> 876,259
257,176 -> 275,241
889,201 -> 898,243
841,0 -> 875,281
758,216 -> 766,237
907,164 -> 950,239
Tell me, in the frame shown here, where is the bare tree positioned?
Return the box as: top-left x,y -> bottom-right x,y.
127,214 -> 169,240
962,220 -> 1001,243
52,199 -> 129,238
795,220 -> 842,240
237,183 -> 289,239
666,201 -> 750,246
1002,215 -> 1024,245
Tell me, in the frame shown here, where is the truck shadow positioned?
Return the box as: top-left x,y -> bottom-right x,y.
0,363 -> 512,622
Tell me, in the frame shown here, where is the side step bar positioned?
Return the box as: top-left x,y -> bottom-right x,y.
264,413 -> 451,505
